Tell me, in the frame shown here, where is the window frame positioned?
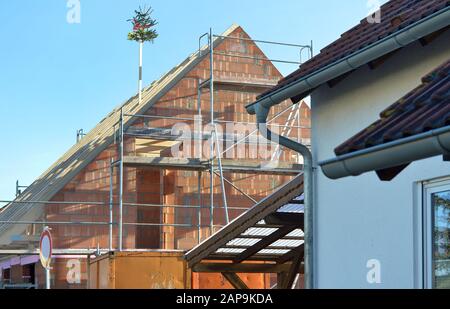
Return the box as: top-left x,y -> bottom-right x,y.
423,178 -> 450,289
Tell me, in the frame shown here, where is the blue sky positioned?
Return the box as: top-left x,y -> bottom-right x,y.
0,0 -> 387,201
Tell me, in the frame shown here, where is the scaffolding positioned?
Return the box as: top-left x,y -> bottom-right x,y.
107,29 -> 312,251
0,28 -> 312,258
15,181 -> 28,198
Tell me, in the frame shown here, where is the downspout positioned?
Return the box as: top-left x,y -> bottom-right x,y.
244,8 -> 449,288
253,103 -> 314,289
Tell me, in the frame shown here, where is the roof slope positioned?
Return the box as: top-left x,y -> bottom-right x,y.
259,0 -> 449,99
0,25 -> 241,245
334,58 -> 450,156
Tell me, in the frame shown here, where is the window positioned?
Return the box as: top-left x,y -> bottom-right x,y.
22,264 -> 35,284
424,181 -> 450,289
2,268 -> 11,285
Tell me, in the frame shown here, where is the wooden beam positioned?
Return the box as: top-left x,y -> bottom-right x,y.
254,223 -> 286,229
222,273 -> 249,289
234,225 -> 298,263
419,26 -> 449,46
277,272 -> 287,290
287,199 -> 304,205
280,250 -> 304,289
184,174 -> 304,268
192,263 -> 291,274
277,245 -> 304,264
327,70 -> 354,88
264,213 -> 304,227
368,50 -> 398,70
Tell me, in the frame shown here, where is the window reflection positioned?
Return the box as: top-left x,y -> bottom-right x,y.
432,191 -> 450,289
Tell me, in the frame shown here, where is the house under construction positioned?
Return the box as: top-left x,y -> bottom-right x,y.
0,24 -> 311,289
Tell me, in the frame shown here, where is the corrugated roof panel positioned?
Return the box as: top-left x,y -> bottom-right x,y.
226,238 -> 260,247
270,239 -> 304,248
216,248 -> 245,254
241,227 -> 278,237
277,204 -> 304,213
184,174 -> 305,266
286,229 -> 304,238
292,194 -> 304,201
257,249 -> 290,255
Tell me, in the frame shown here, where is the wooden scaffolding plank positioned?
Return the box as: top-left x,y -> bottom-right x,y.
123,156 -> 302,175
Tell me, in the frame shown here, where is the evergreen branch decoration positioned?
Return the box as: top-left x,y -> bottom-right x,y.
127,6 -> 158,42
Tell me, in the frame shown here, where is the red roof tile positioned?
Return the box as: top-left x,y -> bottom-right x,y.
259,0 -> 449,100
334,58 -> 450,156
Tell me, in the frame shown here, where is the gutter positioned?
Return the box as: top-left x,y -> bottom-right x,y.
318,125 -> 450,180
246,7 -> 450,288
245,7 -> 450,288
246,7 -> 450,114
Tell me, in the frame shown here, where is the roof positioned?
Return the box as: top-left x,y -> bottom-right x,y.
185,173 -> 304,267
0,24 -> 241,246
334,58 -> 450,156
258,0 -> 449,100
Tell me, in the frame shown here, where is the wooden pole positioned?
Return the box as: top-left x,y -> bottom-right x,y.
138,40 -> 143,104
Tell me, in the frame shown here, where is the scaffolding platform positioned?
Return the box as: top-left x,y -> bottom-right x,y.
123,156 -> 303,175
199,76 -> 279,92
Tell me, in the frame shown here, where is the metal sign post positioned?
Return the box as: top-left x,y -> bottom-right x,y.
45,268 -> 50,290
39,227 -> 53,289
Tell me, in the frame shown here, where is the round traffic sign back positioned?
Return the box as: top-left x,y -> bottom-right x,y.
39,228 -> 53,269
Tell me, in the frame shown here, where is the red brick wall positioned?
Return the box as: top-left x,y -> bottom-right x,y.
42,26 -> 310,256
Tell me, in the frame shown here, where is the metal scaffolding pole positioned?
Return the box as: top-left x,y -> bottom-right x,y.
197,171 -> 202,244
208,28 -> 230,225
0,28 -> 315,260
213,127 -> 229,224
209,142 -> 214,235
213,171 -> 257,204
118,108 -> 124,251
197,78 -> 203,159
212,34 -> 311,48
0,199 -> 248,211
212,34 -> 313,65
209,27 -> 214,107
209,28 -> 215,236
109,158 -> 114,251
0,220 -> 110,226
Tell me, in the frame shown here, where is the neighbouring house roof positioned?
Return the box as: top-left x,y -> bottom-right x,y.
319,58 -> 450,181
185,173 -> 304,268
258,0 -> 449,101
335,58 -> 450,156
0,24 -> 242,246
